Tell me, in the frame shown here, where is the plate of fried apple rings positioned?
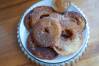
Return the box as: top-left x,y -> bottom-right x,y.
17,0 -> 89,66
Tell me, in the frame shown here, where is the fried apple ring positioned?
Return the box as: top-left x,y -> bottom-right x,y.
27,35 -> 58,60
52,12 -> 84,56
31,6 -> 54,26
64,11 -> 85,33
53,34 -> 82,56
24,6 -> 54,31
31,17 -> 61,47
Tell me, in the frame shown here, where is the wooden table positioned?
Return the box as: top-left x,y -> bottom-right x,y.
0,0 -> 99,66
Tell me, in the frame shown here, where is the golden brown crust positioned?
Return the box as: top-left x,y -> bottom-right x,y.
27,35 -> 58,60
31,17 -> 61,47
24,6 -> 85,58
24,6 -> 54,31
64,11 -> 85,33
52,11 -> 85,56
24,11 -> 32,31
53,34 -> 83,56
31,6 -> 54,26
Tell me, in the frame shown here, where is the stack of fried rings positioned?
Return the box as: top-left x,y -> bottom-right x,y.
24,6 -> 85,59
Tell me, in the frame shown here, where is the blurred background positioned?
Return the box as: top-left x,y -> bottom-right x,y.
0,0 -> 99,66
0,0 -> 37,21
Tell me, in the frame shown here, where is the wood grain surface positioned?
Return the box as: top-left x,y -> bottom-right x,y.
0,0 -> 99,66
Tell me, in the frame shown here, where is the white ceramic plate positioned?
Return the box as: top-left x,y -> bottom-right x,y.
17,0 -> 89,65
